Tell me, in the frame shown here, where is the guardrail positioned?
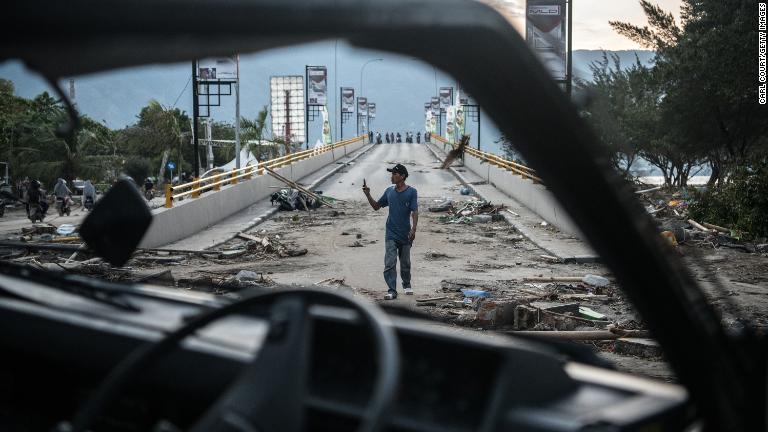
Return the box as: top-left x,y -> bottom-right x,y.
431,134 -> 542,184
164,135 -> 366,208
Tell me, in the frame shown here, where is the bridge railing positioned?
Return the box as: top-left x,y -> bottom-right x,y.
431,134 -> 542,184
164,135 -> 366,208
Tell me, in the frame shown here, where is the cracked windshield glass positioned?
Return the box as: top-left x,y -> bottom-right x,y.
0,0 -> 763,387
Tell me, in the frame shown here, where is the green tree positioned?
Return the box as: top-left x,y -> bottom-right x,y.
611,0 -> 768,185
117,100 -> 186,184
241,106 -> 276,160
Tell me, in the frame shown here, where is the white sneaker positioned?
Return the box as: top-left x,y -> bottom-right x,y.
384,292 -> 397,300
404,288 -> 414,295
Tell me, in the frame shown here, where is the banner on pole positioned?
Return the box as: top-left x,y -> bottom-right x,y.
341,87 -> 355,113
526,0 -> 567,81
321,106 -> 332,144
357,97 -> 368,117
446,106 -> 456,142
439,87 -> 453,110
306,66 -> 328,105
368,103 -> 376,119
430,97 -> 440,115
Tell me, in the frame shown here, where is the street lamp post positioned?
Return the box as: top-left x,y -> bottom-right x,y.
359,58 -> 383,135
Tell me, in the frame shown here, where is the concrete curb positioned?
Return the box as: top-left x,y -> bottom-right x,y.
423,142 -> 599,263
204,143 -> 378,250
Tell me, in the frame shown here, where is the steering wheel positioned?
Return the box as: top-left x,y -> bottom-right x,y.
62,289 -> 401,432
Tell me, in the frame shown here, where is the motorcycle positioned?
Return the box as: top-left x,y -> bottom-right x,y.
56,195 -> 72,217
144,188 -> 154,201
84,195 -> 95,211
28,202 -> 46,223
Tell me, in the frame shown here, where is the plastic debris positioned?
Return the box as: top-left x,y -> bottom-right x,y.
56,224 -> 76,236
460,289 -> 490,298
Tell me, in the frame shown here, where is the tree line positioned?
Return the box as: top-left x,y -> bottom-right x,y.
580,0 -> 767,188
0,79 -> 277,190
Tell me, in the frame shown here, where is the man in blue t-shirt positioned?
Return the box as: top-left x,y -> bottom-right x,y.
363,163 -> 419,300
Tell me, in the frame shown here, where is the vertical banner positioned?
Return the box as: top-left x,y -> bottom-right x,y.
321,106 -> 332,144
341,87 -> 355,113
455,104 -> 465,138
446,106 -> 456,143
526,0 -> 567,81
306,66 -> 328,105
368,103 -> 377,119
439,87 -> 453,111
430,97 -> 440,115
357,97 -> 368,117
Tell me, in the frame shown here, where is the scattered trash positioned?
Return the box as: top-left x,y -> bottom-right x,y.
660,230 -> 678,247
315,277 -> 348,287
232,270 -> 262,282
270,188 -> 322,211
56,224 -> 76,236
435,199 -> 504,224
579,306 -> 607,320
460,288 -> 490,298
460,186 -> 471,195
540,221 -> 549,227
349,241 -> 364,247
219,249 -> 247,259
22,224 -> 56,235
471,214 -> 492,223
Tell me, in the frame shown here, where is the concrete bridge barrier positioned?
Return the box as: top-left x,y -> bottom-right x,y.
139,137 -> 368,248
431,135 -> 581,239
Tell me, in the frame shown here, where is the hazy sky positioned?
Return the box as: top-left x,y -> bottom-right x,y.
504,0 -> 683,50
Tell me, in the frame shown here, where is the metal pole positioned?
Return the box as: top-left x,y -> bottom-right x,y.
477,108 -> 481,150
339,87 -> 344,140
285,90 -> 291,152
567,0 -> 573,98
334,40 -> 338,142
235,54 -> 241,169
305,66 -> 309,150
192,61 -> 200,178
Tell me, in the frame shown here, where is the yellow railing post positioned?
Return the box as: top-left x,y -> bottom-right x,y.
244,166 -> 253,180
191,178 -> 200,198
230,169 -> 238,185
165,184 -> 173,208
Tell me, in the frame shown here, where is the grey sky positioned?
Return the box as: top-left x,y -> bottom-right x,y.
499,0 -> 683,50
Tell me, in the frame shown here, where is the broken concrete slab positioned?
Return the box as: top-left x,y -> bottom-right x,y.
614,338 -> 663,358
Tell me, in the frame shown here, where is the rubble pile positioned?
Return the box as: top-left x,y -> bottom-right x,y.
637,185 -> 767,254
429,198 -> 505,224
270,188 -> 324,211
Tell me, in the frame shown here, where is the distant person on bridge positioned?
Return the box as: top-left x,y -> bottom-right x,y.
396,133 -> 401,143
368,131 -> 373,142
385,133 -> 390,144
362,163 -> 419,300
416,132 -> 421,144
